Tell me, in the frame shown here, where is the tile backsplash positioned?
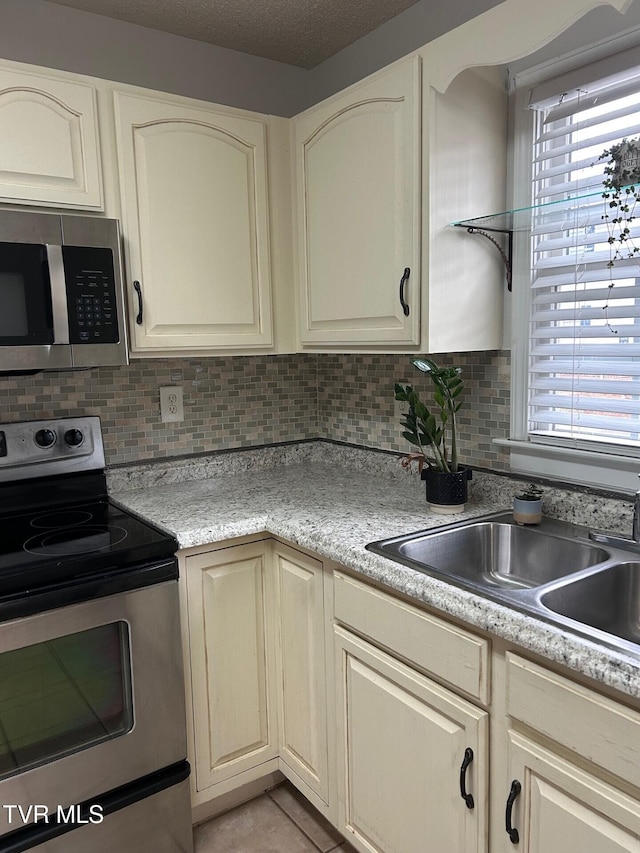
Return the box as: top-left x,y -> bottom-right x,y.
316,352 -> 511,471
0,350 -> 511,469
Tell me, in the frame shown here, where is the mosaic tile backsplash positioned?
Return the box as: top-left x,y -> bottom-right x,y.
0,351 -> 511,469
316,352 -> 511,471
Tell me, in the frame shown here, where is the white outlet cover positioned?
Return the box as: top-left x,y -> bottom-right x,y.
159,386 -> 184,423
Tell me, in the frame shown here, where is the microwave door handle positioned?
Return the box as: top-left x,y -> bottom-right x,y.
46,245 -> 69,344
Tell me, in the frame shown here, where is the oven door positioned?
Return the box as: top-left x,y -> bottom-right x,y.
0,579 -> 186,836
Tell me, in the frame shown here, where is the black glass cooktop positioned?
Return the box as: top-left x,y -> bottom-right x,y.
0,497 -> 177,596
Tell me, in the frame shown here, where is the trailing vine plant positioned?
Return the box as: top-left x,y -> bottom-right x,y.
597,137 -> 640,333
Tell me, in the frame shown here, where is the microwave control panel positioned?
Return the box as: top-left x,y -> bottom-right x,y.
62,246 -> 120,344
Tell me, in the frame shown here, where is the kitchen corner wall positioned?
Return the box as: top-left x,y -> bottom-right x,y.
0,351 -> 511,471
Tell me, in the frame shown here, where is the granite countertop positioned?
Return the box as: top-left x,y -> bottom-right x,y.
109,444 -> 640,701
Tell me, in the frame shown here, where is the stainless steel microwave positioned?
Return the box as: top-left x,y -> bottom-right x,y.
0,210 -> 128,373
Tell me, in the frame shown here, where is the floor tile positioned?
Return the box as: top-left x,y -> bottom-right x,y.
193,793 -> 319,853
269,782 -> 344,852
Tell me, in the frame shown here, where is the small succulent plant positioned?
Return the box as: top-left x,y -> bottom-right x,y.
515,483 -> 544,501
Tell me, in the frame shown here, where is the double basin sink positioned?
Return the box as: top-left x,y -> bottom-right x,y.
366,512 -> 640,657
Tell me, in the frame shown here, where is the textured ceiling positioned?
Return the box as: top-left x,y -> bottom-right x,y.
43,0 -> 425,68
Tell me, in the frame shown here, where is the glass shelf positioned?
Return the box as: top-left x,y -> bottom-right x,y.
450,184 -> 639,291
451,184 -> 637,232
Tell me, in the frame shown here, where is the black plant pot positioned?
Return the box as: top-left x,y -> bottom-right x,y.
421,466 -> 472,514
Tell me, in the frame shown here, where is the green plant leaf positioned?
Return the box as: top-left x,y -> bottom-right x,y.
402,431 -> 420,446
414,400 -> 429,421
411,358 -> 435,374
394,383 -> 407,399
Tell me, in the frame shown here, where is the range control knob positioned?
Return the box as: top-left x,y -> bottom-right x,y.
64,428 -> 84,448
34,428 -> 57,449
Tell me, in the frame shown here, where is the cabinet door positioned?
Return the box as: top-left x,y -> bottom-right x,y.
114,92 -> 273,352
294,57 -> 421,347
504,731 -> 640,853
185,543 -> 278,792
335,626 -> 487,853
0,64 -> 103,208
274,544 -> 329,803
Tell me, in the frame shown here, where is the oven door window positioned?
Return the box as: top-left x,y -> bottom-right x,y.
0,622 -> 133,779
0,242 -> 53,345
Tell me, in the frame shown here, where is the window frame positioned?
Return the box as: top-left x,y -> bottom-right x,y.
505,49 -> 640,494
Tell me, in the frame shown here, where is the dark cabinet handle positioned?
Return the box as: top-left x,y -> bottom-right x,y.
399,267 -> 410,316
505,780 -> 521,844
133,280 -> 143,325
459,747 -> 474,809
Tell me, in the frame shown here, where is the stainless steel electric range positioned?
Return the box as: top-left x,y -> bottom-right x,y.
0,417 -> 193,852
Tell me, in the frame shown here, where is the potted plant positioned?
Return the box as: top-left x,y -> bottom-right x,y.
513,483 -> 544,525
395,357 -> 471,513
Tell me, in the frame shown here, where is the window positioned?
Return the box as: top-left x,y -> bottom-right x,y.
508,48 -> 640,491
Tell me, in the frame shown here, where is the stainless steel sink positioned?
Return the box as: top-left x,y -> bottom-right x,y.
367,511 -> 640,659
540,562 -> 640,645
366,513 -> 610,591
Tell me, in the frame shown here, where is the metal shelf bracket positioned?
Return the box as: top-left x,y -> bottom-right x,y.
457,224 -> 513,292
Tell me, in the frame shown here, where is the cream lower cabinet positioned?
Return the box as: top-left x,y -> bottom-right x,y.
181,538 -> 333,819
332,569 -> 490,853
183,541 -> 278,798
501,652 -> 640,853
273,543 -> 332,812
114,91 -> 273,353
334,626 -> 488,853
504,732 -> 640,853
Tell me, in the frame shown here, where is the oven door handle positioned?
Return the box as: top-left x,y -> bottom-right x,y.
0,558 -> 178,624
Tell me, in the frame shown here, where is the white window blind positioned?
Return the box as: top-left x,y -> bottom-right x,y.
528,63 -> 640,455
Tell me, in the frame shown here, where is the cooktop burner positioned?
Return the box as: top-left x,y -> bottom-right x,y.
24,524 -> 129,557
30,510 -> 94,529
1,500 -> 168,563
0,498 -> 176,597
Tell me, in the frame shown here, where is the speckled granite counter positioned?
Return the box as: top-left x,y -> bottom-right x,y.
109,442 -> 640,701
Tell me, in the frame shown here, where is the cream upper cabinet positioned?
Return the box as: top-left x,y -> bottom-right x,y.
114,91 -> 273,353
0,63 -> 103,209
294,57 -> 421,348
334,626 -> 488,853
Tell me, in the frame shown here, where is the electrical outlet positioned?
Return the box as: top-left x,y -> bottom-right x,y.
159,386 -> 184,423
394,396 -> 407,422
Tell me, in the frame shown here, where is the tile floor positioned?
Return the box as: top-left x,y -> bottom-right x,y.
194,781 -> 358,853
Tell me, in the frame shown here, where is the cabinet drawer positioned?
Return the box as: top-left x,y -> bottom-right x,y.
506,653 -> 640,790
334,571 -> 489,703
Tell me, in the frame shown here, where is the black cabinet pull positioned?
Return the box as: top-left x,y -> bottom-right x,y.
399,267 -> 410,316
133,281 -> 143,325
505,780 -> 521,844
459,747 -> 474,809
